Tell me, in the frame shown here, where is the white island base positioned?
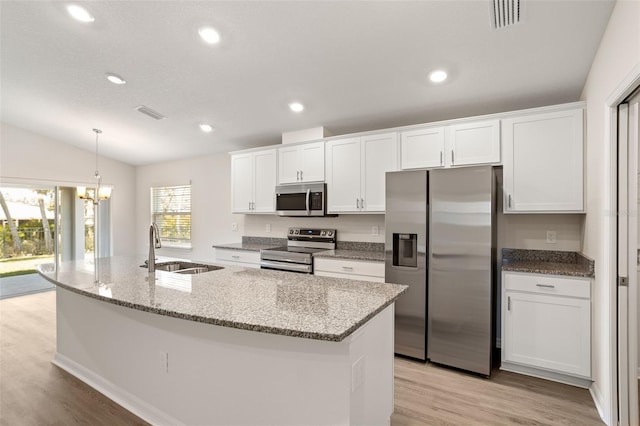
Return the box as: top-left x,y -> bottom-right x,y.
53,288 -> 395,426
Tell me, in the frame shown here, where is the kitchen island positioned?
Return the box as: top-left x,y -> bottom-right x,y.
38,256 -> 407,426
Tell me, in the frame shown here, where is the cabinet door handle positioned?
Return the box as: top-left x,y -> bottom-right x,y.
248,201 -> 251,210
251,202 -> 255,210
536,284 -> 555,289
360,198 -> 364,209
300,170 -> 303,181
296,170 -> 300,181
507,296 -> 511,311
440,151 -> 443,165
356,198 -> 360,209
451,150 -> 454,165
508,194 -> 512,208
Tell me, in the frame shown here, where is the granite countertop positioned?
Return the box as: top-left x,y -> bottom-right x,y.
501,249 -> 595,278
212,242 -> 281,252
213,236 -> 287,252
37,256 -> 407,342
313,249 -> 385,262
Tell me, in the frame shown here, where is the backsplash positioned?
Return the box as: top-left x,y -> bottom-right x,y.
244,214 -> 385,243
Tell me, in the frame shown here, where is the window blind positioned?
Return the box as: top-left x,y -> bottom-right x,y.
150,184 -> 191,248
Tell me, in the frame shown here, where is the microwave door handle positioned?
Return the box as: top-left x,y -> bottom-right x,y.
306,189 -> 311,215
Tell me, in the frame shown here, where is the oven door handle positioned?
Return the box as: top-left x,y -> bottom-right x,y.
260,260 -> 313,273
306,188 -> 311,215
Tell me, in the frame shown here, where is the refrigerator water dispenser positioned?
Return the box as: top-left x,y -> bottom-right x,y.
393,233 -> 417,267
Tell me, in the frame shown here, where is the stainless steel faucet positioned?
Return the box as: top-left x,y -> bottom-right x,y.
148,223 -> 161,272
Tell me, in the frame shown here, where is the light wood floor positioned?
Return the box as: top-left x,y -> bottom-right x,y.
0,292 -> 604,425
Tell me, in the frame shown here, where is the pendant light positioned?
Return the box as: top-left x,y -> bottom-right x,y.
78,128 -> 111,201
77,128 -> 110,284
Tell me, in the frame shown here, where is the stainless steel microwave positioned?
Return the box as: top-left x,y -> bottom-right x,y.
275,183 -> 327,216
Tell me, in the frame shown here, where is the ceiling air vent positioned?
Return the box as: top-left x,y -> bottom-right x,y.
135,105 -> 166,120
491,0 -> 521,29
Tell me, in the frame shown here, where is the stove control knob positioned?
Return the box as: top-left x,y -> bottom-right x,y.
327,231 -> 333,237
289,229 -> 294,235
294,229 -> 299,235
320,230 -> 326,236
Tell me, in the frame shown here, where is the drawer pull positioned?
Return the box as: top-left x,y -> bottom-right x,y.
342,266 -> 354,271
231,255 -> 240,259
536,284 -> 555,289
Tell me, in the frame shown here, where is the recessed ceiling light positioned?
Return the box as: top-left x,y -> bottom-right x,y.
198,27 -> 221,44
429,69 -> 448,83
67,5 -> 95,23
199,123 -> 214,132
105,73 -> 126,85
289,102 -> 304,113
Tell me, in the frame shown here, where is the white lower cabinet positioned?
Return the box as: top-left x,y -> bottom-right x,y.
314,258 -> 385,282
214,248 -> 260,268
502,271 -> 591,387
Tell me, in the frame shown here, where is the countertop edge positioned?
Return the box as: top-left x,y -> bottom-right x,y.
39,269 -> 407,342
501,265 -> 594,278
313,250 -> 385,262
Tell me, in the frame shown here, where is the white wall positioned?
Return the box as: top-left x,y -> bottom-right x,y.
135,153 -> 241,262
0,122 -> 137,256
499,214 -> 583,252
580,0 -> 640,423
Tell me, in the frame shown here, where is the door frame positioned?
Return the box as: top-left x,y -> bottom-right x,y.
607,63 -> 640,426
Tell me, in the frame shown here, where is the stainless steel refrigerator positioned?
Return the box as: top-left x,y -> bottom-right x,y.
385,166 -> 496,376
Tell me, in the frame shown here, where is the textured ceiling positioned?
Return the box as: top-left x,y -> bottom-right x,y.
0,1 -> 615,165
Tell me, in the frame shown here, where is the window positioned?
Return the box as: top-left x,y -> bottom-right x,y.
151,184 -> 191,249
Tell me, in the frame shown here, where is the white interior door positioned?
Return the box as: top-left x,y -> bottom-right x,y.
618,87 -> 640,426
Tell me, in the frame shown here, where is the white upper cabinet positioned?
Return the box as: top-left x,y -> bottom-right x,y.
447,119 -> 500,166
278,141 -> 325,184
401,120 -> 500,170
326,132 -> 398,213
400,127 -> 445,169
230,149 -> 276,214
502,108 -> 584,213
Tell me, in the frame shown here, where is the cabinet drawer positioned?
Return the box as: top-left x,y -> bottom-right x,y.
503,272 -> 590,299
314,258 -> 384,278
215,248 -> 260,265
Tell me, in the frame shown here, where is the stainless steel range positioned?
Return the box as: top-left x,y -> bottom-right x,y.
260,228 -> 337,274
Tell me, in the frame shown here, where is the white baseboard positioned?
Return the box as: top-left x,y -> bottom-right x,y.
52,353 -> 183,426
589,381 -> 610,426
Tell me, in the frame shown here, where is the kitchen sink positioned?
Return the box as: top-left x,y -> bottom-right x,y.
142,261 -> 223,274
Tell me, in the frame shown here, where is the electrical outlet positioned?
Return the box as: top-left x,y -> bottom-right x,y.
266,224 -> 271,233
546,230 -> 557,244
371,225 -> 379,236
231,222 -> 238,232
